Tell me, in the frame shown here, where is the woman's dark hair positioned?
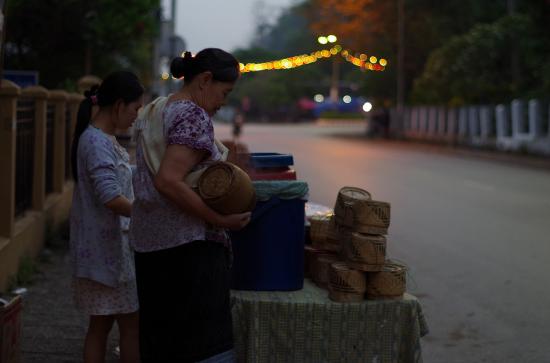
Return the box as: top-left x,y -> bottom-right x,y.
170,48 -> 240,84
71,70 -> 144,182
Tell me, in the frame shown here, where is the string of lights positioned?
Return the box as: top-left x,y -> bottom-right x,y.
161,46 -> 388,79
239,46 -> 387,74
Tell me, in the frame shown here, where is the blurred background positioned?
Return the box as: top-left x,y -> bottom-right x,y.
4,0 -> 549,122
2,1 -> 550,362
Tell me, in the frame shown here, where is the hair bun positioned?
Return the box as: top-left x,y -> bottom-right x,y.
170,52 -> 194,79
84,85 -> 99,98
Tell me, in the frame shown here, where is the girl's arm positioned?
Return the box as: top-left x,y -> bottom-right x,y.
105,196 -> 132,217
86,138 -> 131,217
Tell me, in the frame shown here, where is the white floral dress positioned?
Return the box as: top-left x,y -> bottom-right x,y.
70,125 -> 138,315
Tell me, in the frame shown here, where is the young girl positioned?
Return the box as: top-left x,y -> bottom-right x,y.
70,71 -> 143,363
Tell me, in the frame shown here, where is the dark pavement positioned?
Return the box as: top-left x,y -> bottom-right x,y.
20,235 -> 119,363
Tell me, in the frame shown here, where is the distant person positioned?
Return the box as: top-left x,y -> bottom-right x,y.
130,48 -> 251,362
70,71 -> 144,363
232,109 -> 244,142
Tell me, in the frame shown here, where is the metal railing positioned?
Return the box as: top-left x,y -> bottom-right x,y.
15,98 -> 35,217
45,104 -> 55,194
65,107 -> 72,180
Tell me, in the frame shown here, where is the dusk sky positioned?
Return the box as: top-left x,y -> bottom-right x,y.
162,0 -> 297,52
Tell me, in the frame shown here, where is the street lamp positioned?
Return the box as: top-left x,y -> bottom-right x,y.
317,35 -> 339,104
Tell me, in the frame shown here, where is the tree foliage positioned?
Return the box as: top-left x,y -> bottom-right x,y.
411,15 -> 546,104
4,0 -> 160,89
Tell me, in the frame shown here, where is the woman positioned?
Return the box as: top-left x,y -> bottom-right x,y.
70,71 -> 143,363
130,49 -> 250,362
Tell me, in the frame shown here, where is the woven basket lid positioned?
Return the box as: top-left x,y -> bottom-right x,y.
198,162 -> 256,214
198,163 -> 234,199
381,261 -> 407,272
339,186 -> 372,201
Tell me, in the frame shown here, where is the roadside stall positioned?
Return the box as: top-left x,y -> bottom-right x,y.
220,149 -> 429,362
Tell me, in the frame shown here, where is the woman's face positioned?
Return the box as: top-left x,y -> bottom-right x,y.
203,80 -> 235,116
115,96 -> 143,129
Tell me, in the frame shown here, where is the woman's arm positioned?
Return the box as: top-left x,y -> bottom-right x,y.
154,144 -> 250,230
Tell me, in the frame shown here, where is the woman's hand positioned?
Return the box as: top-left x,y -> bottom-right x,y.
215,212 -> 252,231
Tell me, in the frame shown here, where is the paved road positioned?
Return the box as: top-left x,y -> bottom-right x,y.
216,122 -> 550,363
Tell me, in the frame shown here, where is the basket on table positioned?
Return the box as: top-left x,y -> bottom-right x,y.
366,261 -> 406,299
311,253 -> 340,289
304,245 -> 322,278
309,214 -> 340,253
334,186 -> 391,235
197,161 -> 256,214
343,232 -> 386,272
328,262 -> 366,303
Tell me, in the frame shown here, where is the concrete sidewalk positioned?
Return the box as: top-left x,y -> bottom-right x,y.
19,234 -> 119,363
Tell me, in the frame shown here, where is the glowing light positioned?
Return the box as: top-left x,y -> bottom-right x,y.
369,56 -> 377,63
161,72 -> 169,80
314,94 -> 324,102
360,54 -> 368,61
379,58 -> 387,66
327,35 -> 337,43
363,102 -> 373,112
238,46 -> 386,74
317,36 -> 328,45
343,95 -> 352,104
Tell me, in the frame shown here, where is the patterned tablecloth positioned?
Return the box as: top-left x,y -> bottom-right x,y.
231,279 -> 429,363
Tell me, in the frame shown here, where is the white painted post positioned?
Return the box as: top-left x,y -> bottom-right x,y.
479,106 -> 494,139
528,99 -> 543,137
458,107 -> 469,139
468,106 -> 480,137
511,99 -> 526,136
428,107 -> 438,137
437,107 -> 446,137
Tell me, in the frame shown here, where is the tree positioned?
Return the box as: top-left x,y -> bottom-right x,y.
412,14 -> 549,104
4,0 -> 160,89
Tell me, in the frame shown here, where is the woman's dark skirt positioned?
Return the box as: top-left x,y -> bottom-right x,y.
135,240 -> 233,362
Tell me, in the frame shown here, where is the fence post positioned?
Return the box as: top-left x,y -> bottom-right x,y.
77,75 -> 102,94
22,86 -> 49,210
66,93 -> 84,180
0,80 -> 21,238
511,99 -> 526,136
49,90 -> 68,193
528,99 -> 543,137
458,107 -> 469,139
437,107 -> 446,137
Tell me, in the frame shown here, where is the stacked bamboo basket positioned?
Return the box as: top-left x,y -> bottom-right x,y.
306,186 -> 407,302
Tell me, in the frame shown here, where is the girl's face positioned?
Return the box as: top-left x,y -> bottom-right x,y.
115,96 -> 143,129
199,74 -> 235,116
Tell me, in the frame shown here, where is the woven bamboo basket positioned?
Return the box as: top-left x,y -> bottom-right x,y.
311,253 -> 340,289
366,262 -> 406,299
197,161 -> 256,215
328,262 -> 366,302
334,187 -> 391,235
343,232 -> 386,272
304,245 -> 322,278
310,214 -> 340,253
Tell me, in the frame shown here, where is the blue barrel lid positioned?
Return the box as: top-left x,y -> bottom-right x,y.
250,153 -> 294,168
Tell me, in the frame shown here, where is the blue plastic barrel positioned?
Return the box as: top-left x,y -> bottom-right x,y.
230,196 -> 306,291
249,153 -> 294,168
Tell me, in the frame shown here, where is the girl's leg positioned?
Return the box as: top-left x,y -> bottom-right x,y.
115,311 -> 140,363
84,315 -> 115,363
